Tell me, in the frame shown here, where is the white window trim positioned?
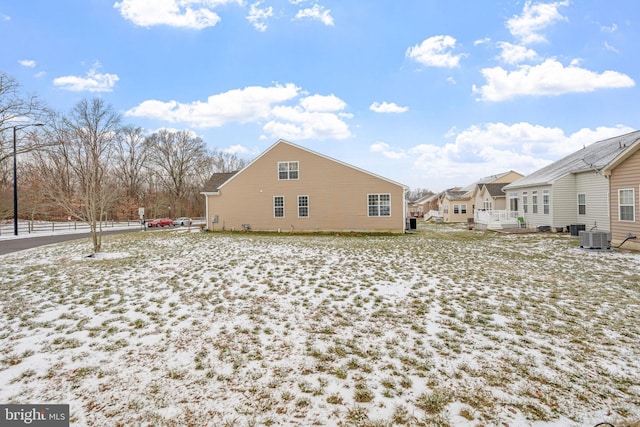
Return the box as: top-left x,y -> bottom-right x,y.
277,161 -> 299,180
577,193 -> 586,216
274,195 -> 285,218
298,195 -> 309,218
543,189 -> 550,215
619,188 -> 635,222
367,193 -> 391,217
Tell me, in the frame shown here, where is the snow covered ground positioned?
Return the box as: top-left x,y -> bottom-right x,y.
0,223 -> 638,426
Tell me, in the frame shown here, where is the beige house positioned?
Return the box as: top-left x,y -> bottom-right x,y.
436,171 -> 523,224
602,136 -> 640,251
408,193 -> 437,218
201,140 -> 408,233
438,188 -> 471,223
467,171 -> 524,212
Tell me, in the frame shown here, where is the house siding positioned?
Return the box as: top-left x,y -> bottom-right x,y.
551,175 -> 575,229
441,199 -> 471,222
205,141 -> 406,233
609,150 -> 640,250
575,171 -> 610,231
520,185 -> 553,229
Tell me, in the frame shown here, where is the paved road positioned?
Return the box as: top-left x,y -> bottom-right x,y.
0,228 -> 144,256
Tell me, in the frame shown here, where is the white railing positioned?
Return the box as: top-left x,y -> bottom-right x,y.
424,210 -> 441,221
474,210 -> 520,229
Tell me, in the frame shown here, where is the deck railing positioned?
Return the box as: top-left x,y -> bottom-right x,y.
474,210 -> 520,228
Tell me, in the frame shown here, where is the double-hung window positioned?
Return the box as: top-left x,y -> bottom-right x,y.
274,196 -> 284,218
278,161 -> 299,180
532,191 -> 538,214
522,192 -> 528,214
298,195 -> 309,218
578,193 -> 586,215
453,204 -> 460,214
461,204 -> 467,214
619,189 -> 635,221
543,190 -> 550,215
368,194 -> 391,217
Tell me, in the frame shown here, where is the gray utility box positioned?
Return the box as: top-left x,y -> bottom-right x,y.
579,230 -> 611,249
570,223 -> 586,236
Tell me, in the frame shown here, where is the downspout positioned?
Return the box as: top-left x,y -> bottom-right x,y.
403,187 -> 409,233
204,193 -> 210,231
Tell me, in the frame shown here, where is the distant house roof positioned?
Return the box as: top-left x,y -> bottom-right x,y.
482,183 -> 508,197
504,130 -> 640,190
442,188 -> 469,200
411,193 -> 437,205
202,172 -> 238,193
461,170 -> 520,192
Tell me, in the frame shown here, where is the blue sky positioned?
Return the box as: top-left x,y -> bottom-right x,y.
2,0 -> 638,191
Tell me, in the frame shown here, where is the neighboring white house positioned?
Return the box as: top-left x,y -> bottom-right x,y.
503,130 -> 640,232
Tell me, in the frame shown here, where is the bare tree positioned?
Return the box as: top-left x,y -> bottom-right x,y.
114,126 -> 149,218
146,129 -> 208,217
36,98 -> 122,253
0,72 -> 49,163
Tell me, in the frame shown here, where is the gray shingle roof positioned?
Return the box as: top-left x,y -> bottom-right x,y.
504,130 -> 640,189
443,188 -> 469,200
202,172 -> 238,192
482,183 -> 508,197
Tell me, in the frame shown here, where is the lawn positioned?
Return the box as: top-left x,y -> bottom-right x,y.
0,223 -> 639,426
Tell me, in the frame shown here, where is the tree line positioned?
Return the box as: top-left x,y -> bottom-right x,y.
0,72 -> 246,252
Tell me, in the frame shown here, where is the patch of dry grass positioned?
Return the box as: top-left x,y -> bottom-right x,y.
0,222 -> 638,426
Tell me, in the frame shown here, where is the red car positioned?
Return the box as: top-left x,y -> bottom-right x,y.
147,218 -> 174,228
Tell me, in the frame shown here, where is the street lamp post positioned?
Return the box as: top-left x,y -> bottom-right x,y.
13,123 -> 44,236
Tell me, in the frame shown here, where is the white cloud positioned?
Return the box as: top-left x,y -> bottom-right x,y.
223,144 -> 251,155
126,83 -> 300,126
604,41 -> 620,54
114,0 -> 242,29
369,141 -> 407,159
506,0 -> 569,45
126,83 -> 352,140
369,102 -> 408,114
18,59 -> 36,68
247,2 -> 273,32
406,35 -> 464,68
263,102 -> 351,140
599,23 -> 617,33
53,65 -> 119,93
295,4 -> 334,26
473,59 -> 635,102
497,42 -> 538,64
474,38 -> 491,46
300,94 -> 345,112
370,122 -> 635,191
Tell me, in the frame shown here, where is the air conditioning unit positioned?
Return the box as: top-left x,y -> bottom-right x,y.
579,230 -> 611,249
